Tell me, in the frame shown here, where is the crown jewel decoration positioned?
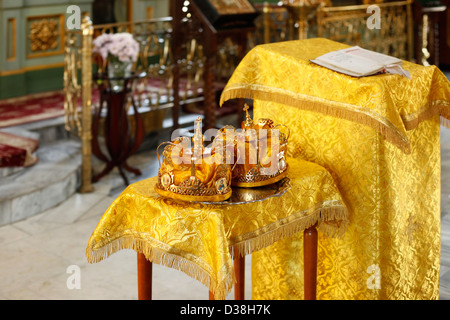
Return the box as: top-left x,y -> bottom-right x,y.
155,116 -> 233,202
231,104 -> 290,187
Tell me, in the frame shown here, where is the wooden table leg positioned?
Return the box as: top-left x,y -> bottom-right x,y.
304,224 -> 318,300
234,255 -> 245,300
137,253 -> 152,300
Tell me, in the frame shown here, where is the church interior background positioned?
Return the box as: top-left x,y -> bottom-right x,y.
1,0 -> 450,300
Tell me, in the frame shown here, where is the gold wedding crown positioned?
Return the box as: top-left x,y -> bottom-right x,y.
155,106 -> 289,201
155,116 -> 233,202
229,104 -> 290,187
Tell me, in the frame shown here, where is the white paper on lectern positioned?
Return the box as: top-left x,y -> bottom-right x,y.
311,46 -> 411,79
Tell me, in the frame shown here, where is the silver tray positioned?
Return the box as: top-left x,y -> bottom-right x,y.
196,177 -> 291,205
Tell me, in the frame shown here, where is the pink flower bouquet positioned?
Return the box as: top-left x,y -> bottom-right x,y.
93,32 -> 140,63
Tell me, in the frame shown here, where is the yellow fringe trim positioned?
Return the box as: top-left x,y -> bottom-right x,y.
439,104 -> 450,129
221,86 -> 450,149
442,116 -> 450,129
229,205 -> 348,258
86,205 -> 348,299
221,86 -> 412,154
402,101 -> 450,130
86,236 -> 235,300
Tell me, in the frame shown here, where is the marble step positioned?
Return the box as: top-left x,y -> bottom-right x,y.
0,114 -> 192,226
8,116 -> 71,146
0,108 -> 236,226
0,138 -> 81,226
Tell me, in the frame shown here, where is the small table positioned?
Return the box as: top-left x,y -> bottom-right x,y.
137,223 -> 318,300
92,71 -> 147,185
86,157 -> 348,300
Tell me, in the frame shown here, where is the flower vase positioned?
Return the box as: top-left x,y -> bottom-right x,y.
107,57 -> 132,92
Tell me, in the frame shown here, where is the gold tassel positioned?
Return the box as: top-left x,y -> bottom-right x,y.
442,114 -> 450,129
402,102 -> 450,131
437,100 -> 450,129
86,236 -> 235,300
86,205 -> 349,298
220,86 -> 412,154
228,205 -> 349,259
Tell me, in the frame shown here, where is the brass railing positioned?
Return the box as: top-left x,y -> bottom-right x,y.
65,2 -> 414,193
64,16 -> 94,193
251,3 -> 293,45
91,17 -> 177,109
316,0 -> 414,61
64,15 -> 218,192
251,1 -> 414,61
64,16 -> 179,193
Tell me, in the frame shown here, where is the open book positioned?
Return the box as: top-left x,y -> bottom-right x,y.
311,46 -> 411,79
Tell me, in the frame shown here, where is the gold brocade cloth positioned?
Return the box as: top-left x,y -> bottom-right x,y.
220,38 -> 450,154
220,38 -> 450,299
86,158 -> 348,299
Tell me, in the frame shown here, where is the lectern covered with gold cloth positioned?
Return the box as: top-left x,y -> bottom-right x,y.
220,38 -> 450,299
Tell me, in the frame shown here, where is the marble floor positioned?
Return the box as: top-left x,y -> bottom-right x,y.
0,124 -> 449,300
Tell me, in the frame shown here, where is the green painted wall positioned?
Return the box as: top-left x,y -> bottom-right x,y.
0,67 -> 65,99
0,73 -> 27,99
0,0 -> 93,99
0,0 -> 278,99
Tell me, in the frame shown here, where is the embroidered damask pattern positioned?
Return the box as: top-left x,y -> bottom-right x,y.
405,214 -> 421,244
220,39 -> 450,153
86,158 -> 349,299
219,38 -> 448,300
251,101 -> 441,300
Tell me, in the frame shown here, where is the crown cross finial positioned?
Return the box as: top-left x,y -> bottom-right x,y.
192,116 -> 204,178
193,116 -> 203,148
195,116 -> 202,132
243,104 -> 253,128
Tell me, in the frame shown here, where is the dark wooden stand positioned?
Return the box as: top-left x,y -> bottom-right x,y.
437,0 -> 450,67
136,225 -> 318,300
414,0 -> 447,66
92,73 -> 146,185
137,252 -> 153,300
170,0 -> 257,130
303,224 -> 318,300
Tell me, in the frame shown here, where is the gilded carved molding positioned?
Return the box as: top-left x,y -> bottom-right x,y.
7,18 -> 17,61
27,14 -> 65,58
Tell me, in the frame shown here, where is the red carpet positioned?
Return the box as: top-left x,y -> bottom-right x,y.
0,143 -> 28,167
0,132 -> 39,167
0,91 -> 67,128
0,91 -> 56,167
0,79 -> 231,168
0,79 -> 226,129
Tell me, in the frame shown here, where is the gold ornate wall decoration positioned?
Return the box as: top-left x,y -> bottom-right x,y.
27,14 -> 65,58
30,19 -> 58,51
